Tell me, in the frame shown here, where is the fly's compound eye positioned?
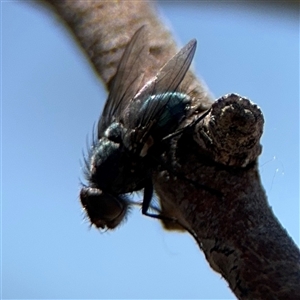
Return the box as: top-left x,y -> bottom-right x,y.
80,187 -> 129,229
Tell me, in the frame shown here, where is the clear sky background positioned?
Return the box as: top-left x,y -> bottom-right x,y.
2,1 -> 299,299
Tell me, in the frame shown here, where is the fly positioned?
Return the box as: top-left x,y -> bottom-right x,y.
80,26 -> 197,230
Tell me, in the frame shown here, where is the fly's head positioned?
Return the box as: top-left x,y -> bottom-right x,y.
80,187 -> 129,229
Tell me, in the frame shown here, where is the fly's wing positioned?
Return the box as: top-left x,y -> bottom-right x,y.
149,39 -> 196,95
124,39 -> 197,151
97,26 -> 148,138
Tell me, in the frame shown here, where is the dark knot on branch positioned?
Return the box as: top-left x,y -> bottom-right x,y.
194,93 -> 264,167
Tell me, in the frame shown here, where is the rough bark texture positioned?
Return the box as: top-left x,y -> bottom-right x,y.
42,1 -> 300,299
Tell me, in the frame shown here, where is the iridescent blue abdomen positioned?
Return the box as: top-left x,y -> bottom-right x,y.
140,92 -> 190,139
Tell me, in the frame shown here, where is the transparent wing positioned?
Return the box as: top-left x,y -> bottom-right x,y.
124,39 -> 197,150
136,39 -> 197,129
152,39 -> 197,94
97,26 -> 148,138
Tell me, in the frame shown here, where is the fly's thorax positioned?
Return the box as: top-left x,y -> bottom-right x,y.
88,122 -> 126,189
80,187 -> 129,229
89,136 -> 123,190
88,135 -> 149,194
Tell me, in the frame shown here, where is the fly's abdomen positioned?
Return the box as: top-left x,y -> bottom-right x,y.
141,92 -> 190,138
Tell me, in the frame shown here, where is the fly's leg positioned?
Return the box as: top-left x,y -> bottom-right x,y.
141,178 -> 199,242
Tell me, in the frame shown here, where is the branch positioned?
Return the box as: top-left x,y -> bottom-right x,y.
155,94 -> 299,299
42,1 -> 300,299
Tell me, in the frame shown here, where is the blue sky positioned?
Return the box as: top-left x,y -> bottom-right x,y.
2,1 -> 299,299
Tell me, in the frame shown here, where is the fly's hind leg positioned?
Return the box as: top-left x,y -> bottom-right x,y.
141,178 -> 199,242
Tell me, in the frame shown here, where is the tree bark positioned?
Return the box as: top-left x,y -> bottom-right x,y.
42,1 -> 300,299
